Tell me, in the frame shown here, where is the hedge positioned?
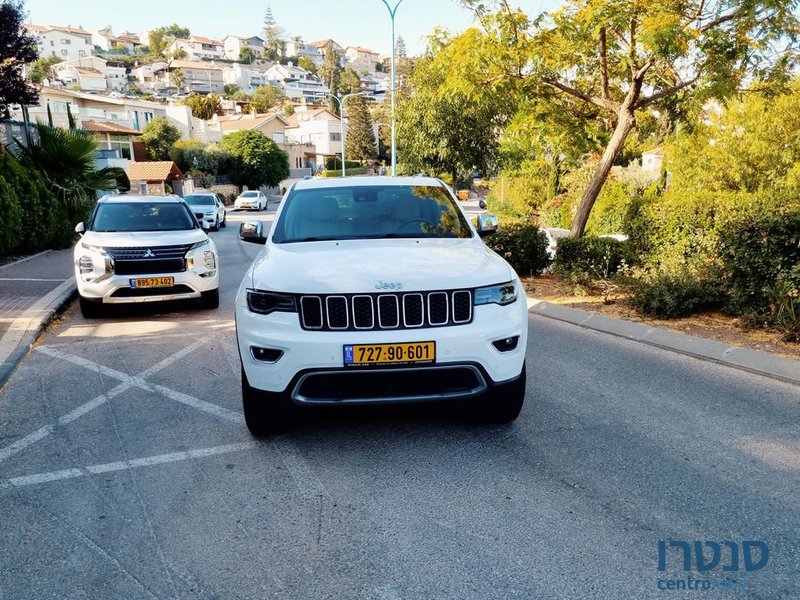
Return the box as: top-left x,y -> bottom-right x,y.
320,168 -> 370,177
554,236 -> 637,279
484,222 -> 550,276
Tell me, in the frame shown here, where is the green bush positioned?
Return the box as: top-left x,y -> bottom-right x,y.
716,204 -> 800,318
554,236 -> 637,279
170,139 -> 206,172
484,222 -> 549,276
630,272 -> 723,319
320,168 -> 369,177
325,157 -> 361,170
769,267 -> 800,341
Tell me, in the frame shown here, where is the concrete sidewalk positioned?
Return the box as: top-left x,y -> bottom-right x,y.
0,249 -> 76,390
528,298 -> 800,386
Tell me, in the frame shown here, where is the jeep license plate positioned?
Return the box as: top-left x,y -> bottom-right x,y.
343,342 -> 436,367
130,277 -> 174,289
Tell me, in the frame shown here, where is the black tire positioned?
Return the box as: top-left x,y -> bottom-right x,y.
241,367 -> 297,436
220,213 -> 227,227
212,217 -> 219,231
477,363 -> 526,423
79,296 -> 104,319
200,288 -> 219,309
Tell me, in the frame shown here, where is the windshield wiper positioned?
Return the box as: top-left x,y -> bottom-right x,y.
281,236 -> 340,243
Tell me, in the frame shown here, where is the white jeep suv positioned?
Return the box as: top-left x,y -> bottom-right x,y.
235,177 -> 528,435
74,195 -> 220,318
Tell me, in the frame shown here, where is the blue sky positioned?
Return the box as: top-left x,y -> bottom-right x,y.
23,0 -> 560,56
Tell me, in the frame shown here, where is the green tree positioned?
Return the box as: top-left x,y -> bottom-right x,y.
318,41 -> 342,112
340,67 -> 361,95
139,117 -> 182,160
397,32 -> 506,187
298,56 -> 316,74
239,47 -> 257,64
263,5 -> 284,59
0,0 -> 39,118
248,84 -> 285,113
223,83 -> 240,97
169,68 -> 185,92
345,96 -> 376,162
148,24 -> 190,57
395,35 -> 407,58
184,94 -> 223,120
221,129 -> 289,189
28,56 -> 62,83
458,0 -> 800,235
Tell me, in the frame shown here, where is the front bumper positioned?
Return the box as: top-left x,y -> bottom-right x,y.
235,202 -> 261,210
236,296 -> 528,399
76,269 -> 219,304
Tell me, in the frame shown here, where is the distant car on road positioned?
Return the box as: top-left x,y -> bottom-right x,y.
184,192 -> 226,230
598,233 -> 630,242
235,176 -> 528,435
235,190 -> 267,211
73,195 -> 220,318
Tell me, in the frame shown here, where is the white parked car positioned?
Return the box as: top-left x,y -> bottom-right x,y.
184,192 -> 226,230
74,195 -> 220,318
234,190 -> 267,211
542,227 -> 571,261
235,176 -> 529,435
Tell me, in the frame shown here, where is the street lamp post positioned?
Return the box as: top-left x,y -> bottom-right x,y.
326,91 -> 366,177
380,0 -> 404,176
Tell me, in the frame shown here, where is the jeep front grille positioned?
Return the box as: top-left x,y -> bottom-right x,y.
298,290 -> 473,331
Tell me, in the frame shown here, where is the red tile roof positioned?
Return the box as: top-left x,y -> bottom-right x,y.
81,120 -> 143,135
128,161 -> 184,181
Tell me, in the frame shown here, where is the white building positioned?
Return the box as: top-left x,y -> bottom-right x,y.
264,63 -> 328,101
168,60 -> 225,94
130,61 -> 169,90
309,39 -> 344,64
26,24 -> 94,61
223,35 -> 265,61
168,36 -> 225,61
223,63 -> 272,93
52,56 -> 128,92
93,26 -> 142,53
285,106 -> 344,165
284,38 -> 323,65
345,46 -> 381,75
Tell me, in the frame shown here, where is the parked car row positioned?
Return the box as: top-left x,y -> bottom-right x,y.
73,177 -> 529,435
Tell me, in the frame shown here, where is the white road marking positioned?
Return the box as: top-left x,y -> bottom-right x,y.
149,384 -> 244,424
37,346 -> 155,391
0,340 -> 207,464
0,442 -> 258,489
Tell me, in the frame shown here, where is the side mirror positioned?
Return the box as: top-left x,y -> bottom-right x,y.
200,220 -> 210,231
75,222 -> 85,235
240,221 -> 267,244
476,214 -> 498,237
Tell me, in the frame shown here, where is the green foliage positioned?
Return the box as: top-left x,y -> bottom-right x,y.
170,139 -> 205,171
318,42 -> 342,111
0,152 -> 78,255
554,236 -> 636,279
340,68 -> 361,94
239,47 -> 257,63
769,267 -> 800,341
484,222 -> 550,277
28,56 -> 62,84
0,0 -> 39,116
298,56 -> 316,74
716,202 -> 800,318
630,273 -> 723,319
171,140 -> 229,175
184,94 -> 222,120
223,83 -> 240,97
221,129 -> 289,188
325,157 -> 360,170
140,117 -> 182,161
320,167 -> 369,177
344,96 -> 376,162
247,84 -> 285,113
148,24 -> 190,56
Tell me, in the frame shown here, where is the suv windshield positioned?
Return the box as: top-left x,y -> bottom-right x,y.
184,195 -> 216,206
90,202 -> 198,232
272,185 -> 473,243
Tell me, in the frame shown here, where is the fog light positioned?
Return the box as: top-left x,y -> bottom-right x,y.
251,346 -> 284,363
492,336 -> 519,352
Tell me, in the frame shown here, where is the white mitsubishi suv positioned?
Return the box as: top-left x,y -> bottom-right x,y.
74,195 -> 220,318
235,176 -> 528,435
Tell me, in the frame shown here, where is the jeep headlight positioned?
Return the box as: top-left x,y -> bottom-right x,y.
474,282 -> 518,306
247,290 -> 297,315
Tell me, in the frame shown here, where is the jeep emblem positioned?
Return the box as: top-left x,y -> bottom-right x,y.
375,281 -> 403,290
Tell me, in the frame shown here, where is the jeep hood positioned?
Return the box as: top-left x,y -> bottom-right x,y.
249,238 -> 516,294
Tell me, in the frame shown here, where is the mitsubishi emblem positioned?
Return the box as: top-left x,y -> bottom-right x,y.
143,249 -> 155,258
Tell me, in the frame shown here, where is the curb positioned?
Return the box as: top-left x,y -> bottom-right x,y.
0,278 -> 77,392
528,298 -> 800,387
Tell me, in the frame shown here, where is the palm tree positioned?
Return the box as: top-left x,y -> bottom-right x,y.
17,124 -> 119,204
170,68 -> 185,93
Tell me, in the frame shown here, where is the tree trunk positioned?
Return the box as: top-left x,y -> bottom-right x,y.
570,107 -> 636,237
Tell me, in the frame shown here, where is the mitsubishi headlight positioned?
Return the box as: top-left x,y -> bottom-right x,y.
78,242 -> 113,282
474,282 -> 518,306
186,239 -> 216,274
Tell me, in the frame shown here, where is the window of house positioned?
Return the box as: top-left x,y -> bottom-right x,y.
79,50 -> 86,57
330,132 -> 341,141
109,134 -> 131,160
50,40 -> 54,46
61,38 -> 71,45
61,50 -> 68,56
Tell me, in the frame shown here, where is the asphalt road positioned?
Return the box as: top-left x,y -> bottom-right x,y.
0,207 -> 798,599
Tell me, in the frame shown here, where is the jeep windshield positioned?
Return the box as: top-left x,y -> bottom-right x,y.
89,202 -> 198,232
272,185 -> 473,243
